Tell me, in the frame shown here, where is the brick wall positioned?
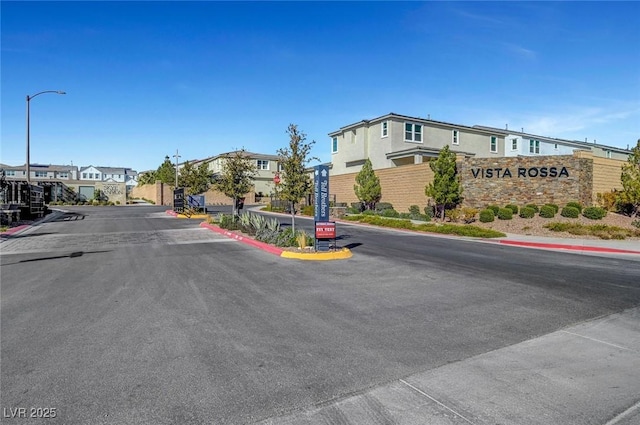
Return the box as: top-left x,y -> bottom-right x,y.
580,152 -> 626,199
321,151 -> 628,213
330,163 -> 434,213
130,182 -> 173,206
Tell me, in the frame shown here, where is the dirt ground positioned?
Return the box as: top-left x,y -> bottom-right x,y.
467,211 -> 640,240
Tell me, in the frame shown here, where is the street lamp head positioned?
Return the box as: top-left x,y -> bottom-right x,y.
57,91 -> 66,95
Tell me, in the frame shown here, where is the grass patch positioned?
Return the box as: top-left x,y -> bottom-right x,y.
544,222 -> 640,240
345,215 -> 505,238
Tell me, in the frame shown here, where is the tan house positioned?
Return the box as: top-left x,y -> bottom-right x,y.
326,113 -> 633,212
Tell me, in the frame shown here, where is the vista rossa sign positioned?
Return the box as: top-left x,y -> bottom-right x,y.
471,166 -> 570,179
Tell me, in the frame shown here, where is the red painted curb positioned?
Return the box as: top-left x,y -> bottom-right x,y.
499,239 -> 640,255
200,222 -> 284,256
165,210 -> 178,217
0,224 -> 30,236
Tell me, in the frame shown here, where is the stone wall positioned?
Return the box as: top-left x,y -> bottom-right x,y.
459,154 -> 593,208
95,182 -> 127,205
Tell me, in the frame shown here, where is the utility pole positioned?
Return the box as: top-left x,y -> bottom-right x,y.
173,149 -> 181,187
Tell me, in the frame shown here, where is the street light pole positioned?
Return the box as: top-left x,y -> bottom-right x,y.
26,90 -> 66,184
173,149 -> 181,187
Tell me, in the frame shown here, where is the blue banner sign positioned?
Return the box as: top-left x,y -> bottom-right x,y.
187,195 -> 205,208
314,165 -> 329,222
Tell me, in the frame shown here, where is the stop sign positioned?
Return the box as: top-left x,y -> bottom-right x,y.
273,174 -> 280,184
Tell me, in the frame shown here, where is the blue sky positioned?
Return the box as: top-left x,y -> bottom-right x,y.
2,1 -> 639,172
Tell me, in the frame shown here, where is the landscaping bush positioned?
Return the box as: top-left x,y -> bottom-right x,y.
582,206 -> 607,220
479,209 -> 495,223
381,208 -> 400,218
486,205 -> 500,215
362,209 -> 377,216
565,201 -> 583,213
539,205 -> 556,219
525,204 -> 539,213
596,191 -> 619,211
561,206 -> 580,218
301,205 -> 314,216
505,204 -> 519,215
446,208 -> 461,222
544,203 -> 559,213
519,206 -> 536,219
461,207 -> 478,224
408,205 -> 421,216
423,206 -> 434,221
349,202 -> 364,214
497,208 -> 513,220
375,202 -> 394,212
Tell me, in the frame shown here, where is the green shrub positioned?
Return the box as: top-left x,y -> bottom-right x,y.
408,205 -> 420,216
362,209 -> 377,216
301,205 -> 314,216
525,204 -> 539,213
479,209 -> 495,223
544,203 -> 559,213
539,205 -> 556,219
505,204 -> 519,215
561,206 -> 580,218
375,202 -> 394,211
565,201 -> 583,213
582,206 -> 607,220
497,208 -> 513,220
446,208 -> 461,222
423,207 -> 433,220
519,206 -> 536,219
381,208 -> 400,218
487,205 -> 500,215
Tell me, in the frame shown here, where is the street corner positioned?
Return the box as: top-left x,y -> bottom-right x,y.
280,247 -> 352,261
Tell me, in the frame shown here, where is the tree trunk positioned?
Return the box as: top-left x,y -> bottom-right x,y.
290,201 -> 296,233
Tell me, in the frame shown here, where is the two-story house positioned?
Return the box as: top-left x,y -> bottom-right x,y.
328,113 -> 506,176
189,150 -> 281,198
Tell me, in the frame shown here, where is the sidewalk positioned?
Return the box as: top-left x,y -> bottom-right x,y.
494,233 -> 640,256
261,306 -> 640,425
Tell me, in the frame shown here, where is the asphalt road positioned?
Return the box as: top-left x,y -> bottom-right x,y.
1,206 -> 639,424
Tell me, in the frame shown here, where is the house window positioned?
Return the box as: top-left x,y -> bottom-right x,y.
606,150 -> 612,159
95,173 -> 100,179
512,138 -> 518,150
452,130 -> 459,145
89,173 -> 94,179
405,123 -> 422,143
35,171 -> 47,177
331,137 -> 338,153
529,139 -> 540,154
554,143 -> 558,150
58,172 -> 68,178
6,170 -> 16,176
381,121 -> 388,138
277,162 -> 284,172
82,173 -> 87,179
257,160 -> 269,170
490,136 -> 498,153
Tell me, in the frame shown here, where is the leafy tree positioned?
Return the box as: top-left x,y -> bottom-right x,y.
212,149 -> 257,216
425,145 -> 462,221
137,170 -> 157,186
277,124 -> 319,232
620,139 -> 640,216
354,158 -> 381,210
156,156 -> 177,186
178,160 -> 213,195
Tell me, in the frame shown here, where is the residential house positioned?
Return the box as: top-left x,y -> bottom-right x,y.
328,113 -> 505,176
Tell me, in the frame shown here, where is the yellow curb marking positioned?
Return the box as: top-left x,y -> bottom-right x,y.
280,248 -> 352,261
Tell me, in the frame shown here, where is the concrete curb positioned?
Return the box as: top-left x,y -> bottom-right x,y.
200,222 -> 284,256
199,222 -> 352,260
498,239 -> 640,255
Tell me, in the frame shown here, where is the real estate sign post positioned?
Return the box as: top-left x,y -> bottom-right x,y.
314,165 -> 334,251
